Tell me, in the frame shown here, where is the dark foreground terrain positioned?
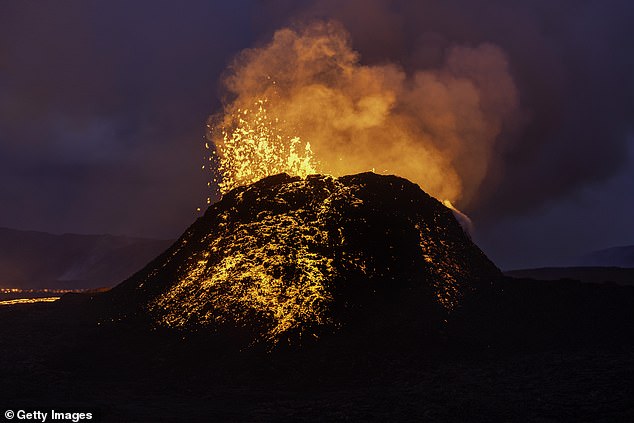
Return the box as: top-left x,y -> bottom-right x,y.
1,277 -> 633,422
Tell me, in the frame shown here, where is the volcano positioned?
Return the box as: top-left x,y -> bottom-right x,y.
101,172 -> 500,347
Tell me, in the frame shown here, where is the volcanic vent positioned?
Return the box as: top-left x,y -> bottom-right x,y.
105,173 -> 500,346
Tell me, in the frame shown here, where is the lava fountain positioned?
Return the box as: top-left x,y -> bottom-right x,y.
206,20 -> 520,211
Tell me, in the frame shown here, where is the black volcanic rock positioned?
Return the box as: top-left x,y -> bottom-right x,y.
100,173 -> 500,347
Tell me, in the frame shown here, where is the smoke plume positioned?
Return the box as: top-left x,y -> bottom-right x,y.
209,21 -> 519,206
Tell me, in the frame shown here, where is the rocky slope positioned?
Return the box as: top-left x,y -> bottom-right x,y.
100,172 -> 501,347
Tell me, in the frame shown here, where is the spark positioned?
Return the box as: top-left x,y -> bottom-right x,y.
209,98 -> 318,195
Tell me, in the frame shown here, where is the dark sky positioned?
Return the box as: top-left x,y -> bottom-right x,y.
1,0 -> 633,269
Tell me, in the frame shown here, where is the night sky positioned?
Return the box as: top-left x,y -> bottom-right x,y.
1,0 -> 633,270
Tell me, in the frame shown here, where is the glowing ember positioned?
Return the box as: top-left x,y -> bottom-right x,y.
209,98 -> 318,195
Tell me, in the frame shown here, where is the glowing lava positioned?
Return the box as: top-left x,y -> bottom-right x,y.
0,297 -> 60,306
209,98 -> 318,196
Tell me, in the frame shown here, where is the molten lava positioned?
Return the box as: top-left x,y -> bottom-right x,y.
210,98 -> 318,195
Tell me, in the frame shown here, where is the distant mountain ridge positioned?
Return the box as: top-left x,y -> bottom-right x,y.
0,227 -> 173,289
504,266 -> 634,286
505,245 -> 634,286
577,245 -> 634,268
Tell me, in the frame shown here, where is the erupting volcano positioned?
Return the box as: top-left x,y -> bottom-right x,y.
97,20 -> 513,348
104,172 -> 500,347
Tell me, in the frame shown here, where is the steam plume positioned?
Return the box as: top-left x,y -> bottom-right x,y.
209,21 -> 519,206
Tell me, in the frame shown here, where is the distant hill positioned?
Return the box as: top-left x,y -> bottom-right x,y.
0,227 -> 173,289
505,266 -> 634,286
577,245 -> 634,268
